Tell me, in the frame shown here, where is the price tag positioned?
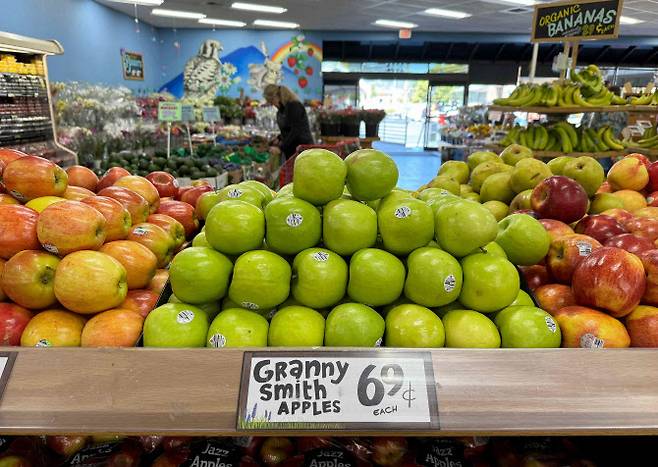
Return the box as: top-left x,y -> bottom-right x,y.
181,104 -> 195,122
0,352 -> 16,401
158,102 -> 182,122
237,351 -> 439,431
203,106 -> 221,122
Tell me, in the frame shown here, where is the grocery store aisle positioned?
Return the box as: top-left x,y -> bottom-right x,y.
373,142 -> 441,190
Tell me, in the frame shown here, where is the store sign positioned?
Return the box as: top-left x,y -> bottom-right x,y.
532,0 -> 623,43
203,106 -> 221,122
237,351 -> 439,431
181,104 -> 195,122
158,102 -> 182,122
121,50 -> 144,81
0,352 -> 16,401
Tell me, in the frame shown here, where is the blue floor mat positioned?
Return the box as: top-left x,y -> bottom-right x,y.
373,142 -> 441,191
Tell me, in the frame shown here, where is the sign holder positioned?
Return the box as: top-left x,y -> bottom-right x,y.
203,106 -> 221,147
158,102 -> 183,158
181,104 -> 196,156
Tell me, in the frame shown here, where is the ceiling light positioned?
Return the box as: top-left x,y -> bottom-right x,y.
232,2 -> 287,14
423,8 -> 472,19
199,18 -> 247,27
151,8 -> 206,19
105,0 -> 163,5
374,19 -> 418,29
620,16 -> 644,25
253,19 -> 300,28
498,0 -> 537,5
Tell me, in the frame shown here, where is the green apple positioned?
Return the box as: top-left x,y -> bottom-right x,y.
385,304 -> 445,348
144,303 -> 209,347
417,188 -> 451,202
325,303 -> 385,347
482,200 -> 509,221
277,183 -> 294,197
292,248 -> 347,308
427,175 -> 460,195
229,250 -> 291,310
496,213 -> 550,266
547,156 -> 573,176
323,199 -> 377,256
562,156 -> 605,197
459,184 -> 473,196
480,241 -> 507,259
293,148 -> 347,205
348,248 -> 406,306
500,144 -> 533,166
240,180 -> 274,205
206,308 -> 269,347
462,192 -> 481,203
509,159 -> 552,193
195,191 -> 223,220
459,252 -> 520,313
509,289 -> 534,307
495,305 -> 561,348
345,149 -> 399,201
380,190 -> 414,208
439,160 -> 470,184
434,199 -> 498,257
169,246 -> 233,304
381,296 -> 413,317
378,198 -> 434,256
205,200 -> 264,255
217,184 -> 265,208
442,309 -> 501,348
192,231 -> 211,248
469,161 -> 511,193
433,300 -> 464,317
589,192 -> 624,214
509,189 -> 533,211
169,294 -> 221,321
404,247 -> 462,307
268,305 -> 325,346
265,196 -> 321,255
480,172 -> 514,204
467,151 -> 500,171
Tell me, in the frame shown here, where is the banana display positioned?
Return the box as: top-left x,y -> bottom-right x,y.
633,125 -> 658,150
500,122 -> 626,153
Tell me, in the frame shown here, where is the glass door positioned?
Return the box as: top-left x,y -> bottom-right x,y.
424,85 -> 466,150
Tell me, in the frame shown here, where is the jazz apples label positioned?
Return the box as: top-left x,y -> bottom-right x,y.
238,351 -> 439,430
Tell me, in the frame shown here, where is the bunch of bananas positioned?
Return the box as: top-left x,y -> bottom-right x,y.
628,91 -> 658,106
633,125 -> 658,149
501,122 -> 626,153
467,124 -> 491,138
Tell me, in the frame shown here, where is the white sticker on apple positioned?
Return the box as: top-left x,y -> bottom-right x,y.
228,188 -> 242,198
576,241 -> 592,257
580,332 -> 604,349
374,337 -> 383,347
312,251 -> 329,262
36,339 -> 51,347
176,310 -> 195,324
545,316 -> 557,333
42,243 -> 59,256
242,301 -> 259,310
395,206 -> 412,219
443,274 -> 457,292
286,212 -> 303,227
132,226 -> 148,237
208,333 -> 226,348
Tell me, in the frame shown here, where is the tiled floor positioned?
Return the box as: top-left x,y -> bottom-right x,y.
373,142 -> 442,191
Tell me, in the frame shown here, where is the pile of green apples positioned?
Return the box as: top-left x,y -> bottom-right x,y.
143,148 -> 560,350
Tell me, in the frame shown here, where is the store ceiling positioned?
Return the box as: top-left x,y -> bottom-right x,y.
97,0 -> 658,34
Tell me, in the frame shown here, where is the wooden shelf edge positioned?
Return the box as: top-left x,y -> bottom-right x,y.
488,105 -> 658,114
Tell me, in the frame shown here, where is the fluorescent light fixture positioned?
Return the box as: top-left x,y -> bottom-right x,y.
106,0 -> 163,5
199,18 -> 247,27
232,2 -> 287,14
374,19 -> 418,29
498,0 -> 537,5
151,8 -> 206,19
423,8 -> 471,19
253,19 -> 300,28
620,16 -> 644,25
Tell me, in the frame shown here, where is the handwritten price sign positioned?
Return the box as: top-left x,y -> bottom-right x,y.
238,351 -> 439,431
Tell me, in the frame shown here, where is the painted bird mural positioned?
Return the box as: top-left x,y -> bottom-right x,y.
183,39 -> 223,101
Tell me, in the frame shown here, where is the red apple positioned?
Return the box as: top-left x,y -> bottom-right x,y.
63,185 -> 95,201
37,200 -> 106,256
574,215 -> 627,243
146,171 -> 179,198
97,166 -> 130,192
596,181 -> 612,194
66,165 -> 98,191
1,250 -> 60,309
553,305 -> 630,348
81,308 -> 143,347
157,200 -> 199,238
572,246 -> 646,318
0,205 -> 40,259
604,233 -> 655,256
192,179 -> 212,187
639,249 -> 658,306
518,264 -> 551,291
2,156 -> 68,202
546,233 -> 602,284
0,303 -> 33,346
646,161 -> 658,193
600,208 -> 635,227
626,152 -> 651,168
82,195 -> 132,241
260,438 -> 294,466
114,175 -> 160,213
626,305 -> 658,347
46,436 -> 88,457
0,194 -> 19,205
176,185 -> 194,201
180,185 -> 213,208
647,191 -> 658,207
148,269 -> 169,296
372,437 -> 408,467
539,219 -> 574,242
0,148 -> 26,167
531,176 -> 588,224
127,223 -> 175,268
120,289 -> 159,318
608,157 -> 649,191
534,284 -> 577,315
625,217 -> 658,241
98,186 -> 150,224
147,214 -> 185,248
20,308 -> 86,347
100,240 -> 158,289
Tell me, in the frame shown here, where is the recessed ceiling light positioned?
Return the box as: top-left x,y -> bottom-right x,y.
423,8 -> 472,19
151,8 -> 206,19
232,2 -> 287,14
253,19 -> 300,28
199,18 -> 247,27
106,0 -> 163,5
374,19 -> 418,29
620,16 -> 644,25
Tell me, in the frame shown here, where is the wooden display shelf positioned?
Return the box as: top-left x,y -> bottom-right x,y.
489,105 -> 658,114
1,347 -> 658,436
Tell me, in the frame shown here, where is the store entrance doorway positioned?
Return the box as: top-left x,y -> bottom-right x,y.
424,84 -> 466,150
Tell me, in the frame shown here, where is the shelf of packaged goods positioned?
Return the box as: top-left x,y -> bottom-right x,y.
488,105 -> 658,114
1,347 -> 658,436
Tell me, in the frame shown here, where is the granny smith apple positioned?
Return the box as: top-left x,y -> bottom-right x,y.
496,213 -> 550,266
195,191 -> 223,220
325,303 -> 385,347
434,199 -> 498,257
169,294 -> 221,320
229,250 -> 291,310
509,159 -> 552,193
385,304 -> 445,348
268,305 -> 325,346
427,175 -> 460,195
205,200 -> 264,255
206,308 -> 268,347
380,190 -> 414,208
381,296 -> 413,317
562,156 -> 605,197
480,172 -> 515,204
500,144 -> 533,166
509,289 -> 534,307
467,151 -> 500,171
589,192 -> 624,214
469,161 -> 511,193
292,248 -> 347,308
482,200 -> 509,221
144,303 -> 209,347
433,300 -> 465,317
217,184 -> 265,208
192,231 -> 211,248
378,198 -> 434,256
348,248 -> 406,306
277,183 -> 294,197
417,188 -> 451,202
462,192 -> 481,203
240,180 -> 274,205
459,252 -> 520,313
443,309 -> 501,348
439,160 -> 470,184
169,246 -> 233,304
323,199 -> 377,256
495,305 -> 561,348
293,148 -> 346,205
480,241 -> 507,259
265,196 -> 321,255
345,149 -> 399,201
547,156 -> 573,176
509,189 -> 533,211
404,247 -> 462,307
460,184 -> 473,196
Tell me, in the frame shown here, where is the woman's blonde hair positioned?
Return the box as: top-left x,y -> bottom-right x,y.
263,84 -> 300,105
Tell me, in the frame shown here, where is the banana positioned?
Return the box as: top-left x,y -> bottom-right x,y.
586,90 -> 613,106
586,128 -> 608,151
536,125 -> 549,150
611,94 -> 628,105
559,85 -> 577,107
544,85 -> 559,107
602,127 -> 625,151
638,134 -> 658,148
572,87 -> 593,107
546,131 -> 557,152
555,121 -> 578,146
519,129 -> 529,148
554,126 -> 573,153
630,94 -> 654,106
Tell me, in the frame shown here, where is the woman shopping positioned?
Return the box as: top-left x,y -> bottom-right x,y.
263,84 -> 314,159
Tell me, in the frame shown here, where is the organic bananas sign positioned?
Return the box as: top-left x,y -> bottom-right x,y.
532,0 -> 623,43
